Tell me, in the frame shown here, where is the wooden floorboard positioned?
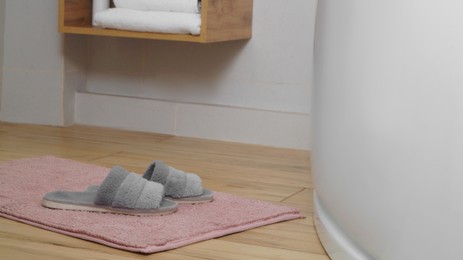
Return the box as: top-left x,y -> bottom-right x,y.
0,122 -> 328,259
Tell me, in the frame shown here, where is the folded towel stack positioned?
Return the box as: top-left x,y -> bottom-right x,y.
113,0 -> 201,13
93,0 -> 110,22
93,0 -> 202,35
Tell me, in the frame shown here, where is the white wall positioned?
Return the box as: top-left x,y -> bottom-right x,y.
0,0 -> 5,109
0,0 -> 316,150
0,0 -> 66,125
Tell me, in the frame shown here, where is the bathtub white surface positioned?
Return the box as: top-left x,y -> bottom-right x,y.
312,1 -> 463,259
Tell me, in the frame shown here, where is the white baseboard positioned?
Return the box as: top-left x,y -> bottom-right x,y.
74,92 -> 310,149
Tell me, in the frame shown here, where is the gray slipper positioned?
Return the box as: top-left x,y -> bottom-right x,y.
143,161 -> 213,203
42,166 -> 177,216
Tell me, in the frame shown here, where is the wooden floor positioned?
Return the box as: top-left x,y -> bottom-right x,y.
0,123 -> 329,260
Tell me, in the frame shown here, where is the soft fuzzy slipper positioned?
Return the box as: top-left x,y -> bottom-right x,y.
42,166 -> 177,216
86,162 -> 214,203
143,160 -> 213,204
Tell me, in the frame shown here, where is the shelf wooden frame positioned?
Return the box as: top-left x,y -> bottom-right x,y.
58,0 -> 253,43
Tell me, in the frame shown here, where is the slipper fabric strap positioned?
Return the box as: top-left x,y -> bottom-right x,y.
144,160 -> 169,184
94,166 -> 129,206
184,173 -> 202,198
165,167 -> 188,198
135,181 -> 164,209
95,166 -> 164,209
143,161 -> 203,198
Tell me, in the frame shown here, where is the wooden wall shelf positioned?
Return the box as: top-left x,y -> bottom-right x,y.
59,0 -> 253,43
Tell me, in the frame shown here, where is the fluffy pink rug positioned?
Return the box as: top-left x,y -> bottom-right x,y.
0,156 -> 303,253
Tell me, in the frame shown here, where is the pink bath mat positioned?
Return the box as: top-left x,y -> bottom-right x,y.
0,156 -> 303,253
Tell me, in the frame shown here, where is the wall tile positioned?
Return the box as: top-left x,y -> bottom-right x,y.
175,103 -> 311,150
75,93 -> 177,134
3,0 -> 61,71
0,69 -> 63,125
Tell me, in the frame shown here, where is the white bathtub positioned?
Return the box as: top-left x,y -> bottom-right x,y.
312,1 -> 463,259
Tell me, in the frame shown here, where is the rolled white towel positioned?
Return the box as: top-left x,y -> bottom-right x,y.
113,0 -> 200,13
93,8 -> 201,35
92,0 -> 110,26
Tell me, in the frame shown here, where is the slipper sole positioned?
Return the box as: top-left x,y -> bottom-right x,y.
42,199 -> 177,216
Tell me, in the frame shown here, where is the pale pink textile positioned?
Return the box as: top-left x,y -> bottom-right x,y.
0,156 -> 303,253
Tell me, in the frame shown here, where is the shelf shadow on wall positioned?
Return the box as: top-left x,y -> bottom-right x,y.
78,36 -> 250,101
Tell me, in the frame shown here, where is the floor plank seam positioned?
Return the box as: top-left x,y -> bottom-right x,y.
208,238 -> 328,257
280,187 -> 307,203
87,152 -> 125,163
